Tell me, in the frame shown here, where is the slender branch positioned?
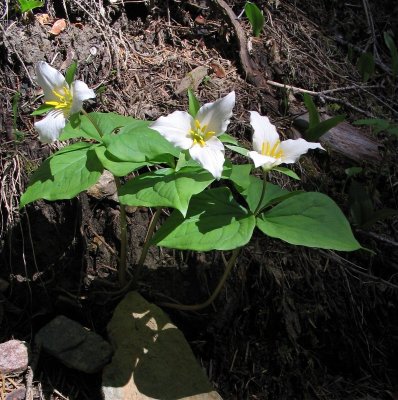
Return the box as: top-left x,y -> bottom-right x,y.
159,247 -> 241,311
135,207 -> 162,279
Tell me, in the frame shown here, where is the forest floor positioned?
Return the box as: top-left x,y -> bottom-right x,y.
1,0 -> 398,399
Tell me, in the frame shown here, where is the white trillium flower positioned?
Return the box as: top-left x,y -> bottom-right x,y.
150,92 -> 236,179
247,111 -> 325,170
34,61 -> 95,143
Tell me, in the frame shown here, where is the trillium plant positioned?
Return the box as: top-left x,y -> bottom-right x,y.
21,61 -> 362,309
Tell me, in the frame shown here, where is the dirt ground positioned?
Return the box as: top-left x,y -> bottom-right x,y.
1,0 -> 398,399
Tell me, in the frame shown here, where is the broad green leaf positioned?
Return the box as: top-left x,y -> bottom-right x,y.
20,143 -> 103,207
303,93 -> 320,128
106,124 -> 179,165
226,144 -> 249,156
226,164 -> 253,191
31,103 -> 54,116
384,32 -> 398,79
245,2 -> 265,37
219,133 -> 238,145
358,52 -> 375,82
65,61 -> 78,85
188,88 -> 200,117
273,167 -> 300,180
61,112 -> 145,142
19,0 -> 44,12
257,192 -> 361,251
119,167 -> 214,216
305,114 -> 345,141
95,145 -> 148,177
241,175 -> 290,213
152,187 -> 256,251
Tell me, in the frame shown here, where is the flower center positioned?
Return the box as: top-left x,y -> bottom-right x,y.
190,119 -> 215,147
261,140 -> 284,158
45,86 -> 73,113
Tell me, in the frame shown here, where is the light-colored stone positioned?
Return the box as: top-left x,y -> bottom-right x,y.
102,291 -> 222,400
87,170 -> 118,201
0,340 -> 29,374
35,315 -> 113,374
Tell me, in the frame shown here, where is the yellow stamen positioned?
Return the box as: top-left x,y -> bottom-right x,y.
190,119 -> 216,147
261,140 -> 283,158
44,86 -> 73,113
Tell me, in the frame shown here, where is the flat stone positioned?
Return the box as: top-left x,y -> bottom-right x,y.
102,291 -> 222,400
0,340 -> 29,374
87,170 -> 118,201
35,315 -> 113,374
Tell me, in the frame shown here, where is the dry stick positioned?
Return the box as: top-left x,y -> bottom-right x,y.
159,248 -> 241,311
266,80 -> 376,117
212,0 -> 271,91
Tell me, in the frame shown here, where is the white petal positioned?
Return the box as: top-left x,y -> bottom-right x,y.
196,91 -> 235,136
248,151 -> 280,169
70,80 -> 96,114
189,137 -> 225,179
280,139 -> 325,164
36,61 -> 66,101
250,111 -> 280,153
150,111 -> 193,150
34,111 -> 66,143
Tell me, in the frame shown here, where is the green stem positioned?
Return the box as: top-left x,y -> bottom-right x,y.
254,169 -> 268,215
135,207 -> 162,279
159,247 -> 241,311
80,109 -> 128,287
114,177 -> 127,286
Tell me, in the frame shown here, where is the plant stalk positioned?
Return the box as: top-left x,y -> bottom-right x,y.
114,177 -> 127,286
159,247 -> 241,311
135,207 -> 162,280
254,169 -> 268,215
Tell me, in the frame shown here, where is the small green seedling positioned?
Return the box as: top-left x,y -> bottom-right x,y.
354,118 -> 398,137
357,52 -> 375,82
302,93 -> 345,141
383,32 -> 398,80
244,2 -> 265,37
18,0 -> 44,13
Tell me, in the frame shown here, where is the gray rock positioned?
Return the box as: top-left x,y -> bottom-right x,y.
102,291 -> 222,400
87,170 -> 118,201
0,340 -> 29,374
35,315 -> 113,374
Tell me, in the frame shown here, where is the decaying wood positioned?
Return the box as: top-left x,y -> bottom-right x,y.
212,0 -> 380,164
293,113 -> 381,163
212,0 -> 272,91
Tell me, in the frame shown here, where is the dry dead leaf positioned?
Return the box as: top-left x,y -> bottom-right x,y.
175,66 -> 208,94
49,19 -> 67,36
210,62 -> 226,78
36,13 -> 52,25
195,15 -> 206,25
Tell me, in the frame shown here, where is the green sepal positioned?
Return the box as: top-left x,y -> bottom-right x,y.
188,88 -> 200,117
65,61 -> 78,86
31,103 -> 54,116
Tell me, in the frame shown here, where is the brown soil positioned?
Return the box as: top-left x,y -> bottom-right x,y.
1,0 -> 397,399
